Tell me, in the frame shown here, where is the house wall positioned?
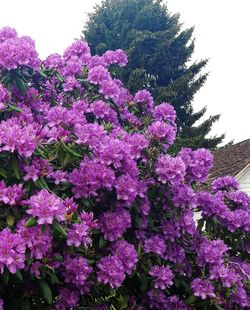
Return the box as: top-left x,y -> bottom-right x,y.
236,164 -> 250,196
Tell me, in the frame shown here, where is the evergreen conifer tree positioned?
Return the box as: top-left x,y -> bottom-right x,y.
83,0 -> 224,149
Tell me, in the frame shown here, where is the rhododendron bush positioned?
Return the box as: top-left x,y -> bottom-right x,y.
0,27 -> 249,310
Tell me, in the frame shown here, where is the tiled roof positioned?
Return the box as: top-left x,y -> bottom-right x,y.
208,139 -> 250,182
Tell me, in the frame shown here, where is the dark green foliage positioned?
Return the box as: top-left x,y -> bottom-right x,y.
83,0 -> 224,149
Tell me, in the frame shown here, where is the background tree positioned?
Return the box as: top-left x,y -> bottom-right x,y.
83,0 -> 224,150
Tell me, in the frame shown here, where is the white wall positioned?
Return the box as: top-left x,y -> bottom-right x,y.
236,164 -> 250,196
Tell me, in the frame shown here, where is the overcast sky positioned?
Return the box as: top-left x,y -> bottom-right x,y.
0,0 -> 249,144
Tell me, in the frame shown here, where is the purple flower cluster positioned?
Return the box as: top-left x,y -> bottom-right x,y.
149,265 -> 174,289
143,235 -> 166,257
97,256 -> 125,288
147,290 -> 186,310
147,121 -> 176,146
153,102 -> 176,123
191,278 -> 215,300
0,28 -> 40,69
69,160 -> 115,198
211,175 -> 239,191
17,221 -> 52,259
0,26 -> 249,309
55,287 -> 80,310
62,255 -> 92,289
0,229 -> 25,273
0,181 -> 24,206
197,239 -> 228,267
0,84 -> 10,109
0,118 -> 47,157
99,209 -> 131,241
26,190 -> 66,224
111,240 -> 138,274
155,155 -> 186,184
178,147 -> 213,183
67,212 -> 97,247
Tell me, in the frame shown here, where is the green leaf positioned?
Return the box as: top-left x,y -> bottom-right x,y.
2,269 -> 9,285
15,270 -> 23,281
21,299 -> 31,310
40,178 -> 49,190
51,221 -> 67,238
11,155 -> 20,179
138,274 -> 148,292
39,280 -> 53,304
215,305 -> 225,310
16,78 -> 27,96
0,167 -> 7,178
99,236 -> 106,249
61,142 -> 82,158
38,70 -> 48,79
7,213 -> 15,226
7,104 -> 23,113
186,295 -> 197,305
26,217 -> 37,227
55,72 -> 64,83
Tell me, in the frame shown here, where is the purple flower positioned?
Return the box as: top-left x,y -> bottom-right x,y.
0,35 -> 40,70
50,170 -> 67,185
0,298 -> 3,310
17,221 -> 52,259
0,118 -> 47,157
99,209 -> 131,241
0,229 -> 26,273
210,264 -> 239,287
26,190 -> 66,224
153,102 -> 176,123
63,40 -> 90,60
43,53 -> 63,69
149,265 -> 174,289
0,26 -> 17,42
134,89 -> 154,111
227,191 -> 250,209
212,176 -> 239,192
69,160 -> 115,199
197,239 -> 228,267
155,155 -> 186,184
0,183 -> 24,206
97,255 -> 125,288
164,243 -> 186,265
0,84 -> 10,103
89,100 -> 118,124
147,121 -> 176,145
143,235 -> 166,257
172,183 -> 196,209
161,220 -> 181,242
123,133 -> 149,159
115,174 -> 138,204
178,148 -> 213,183
75,123 -> 106,147
88,65 -> 110,84
23,158 -> 53,181
191,278 -> 215,300
179,210 -> 197,235
55,287 -> 80,310
30,261 -> 42,277
111,240 -> 138,274
67,212 -> 97,247
62,255 -> 92,288
102,49 -> 128,67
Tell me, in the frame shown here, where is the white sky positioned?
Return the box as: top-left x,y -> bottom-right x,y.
0,0 -> 249,144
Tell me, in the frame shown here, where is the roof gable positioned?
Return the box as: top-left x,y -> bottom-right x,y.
208,139 -> 250,182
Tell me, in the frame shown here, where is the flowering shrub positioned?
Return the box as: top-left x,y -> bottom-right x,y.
0,26 -> 249,309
